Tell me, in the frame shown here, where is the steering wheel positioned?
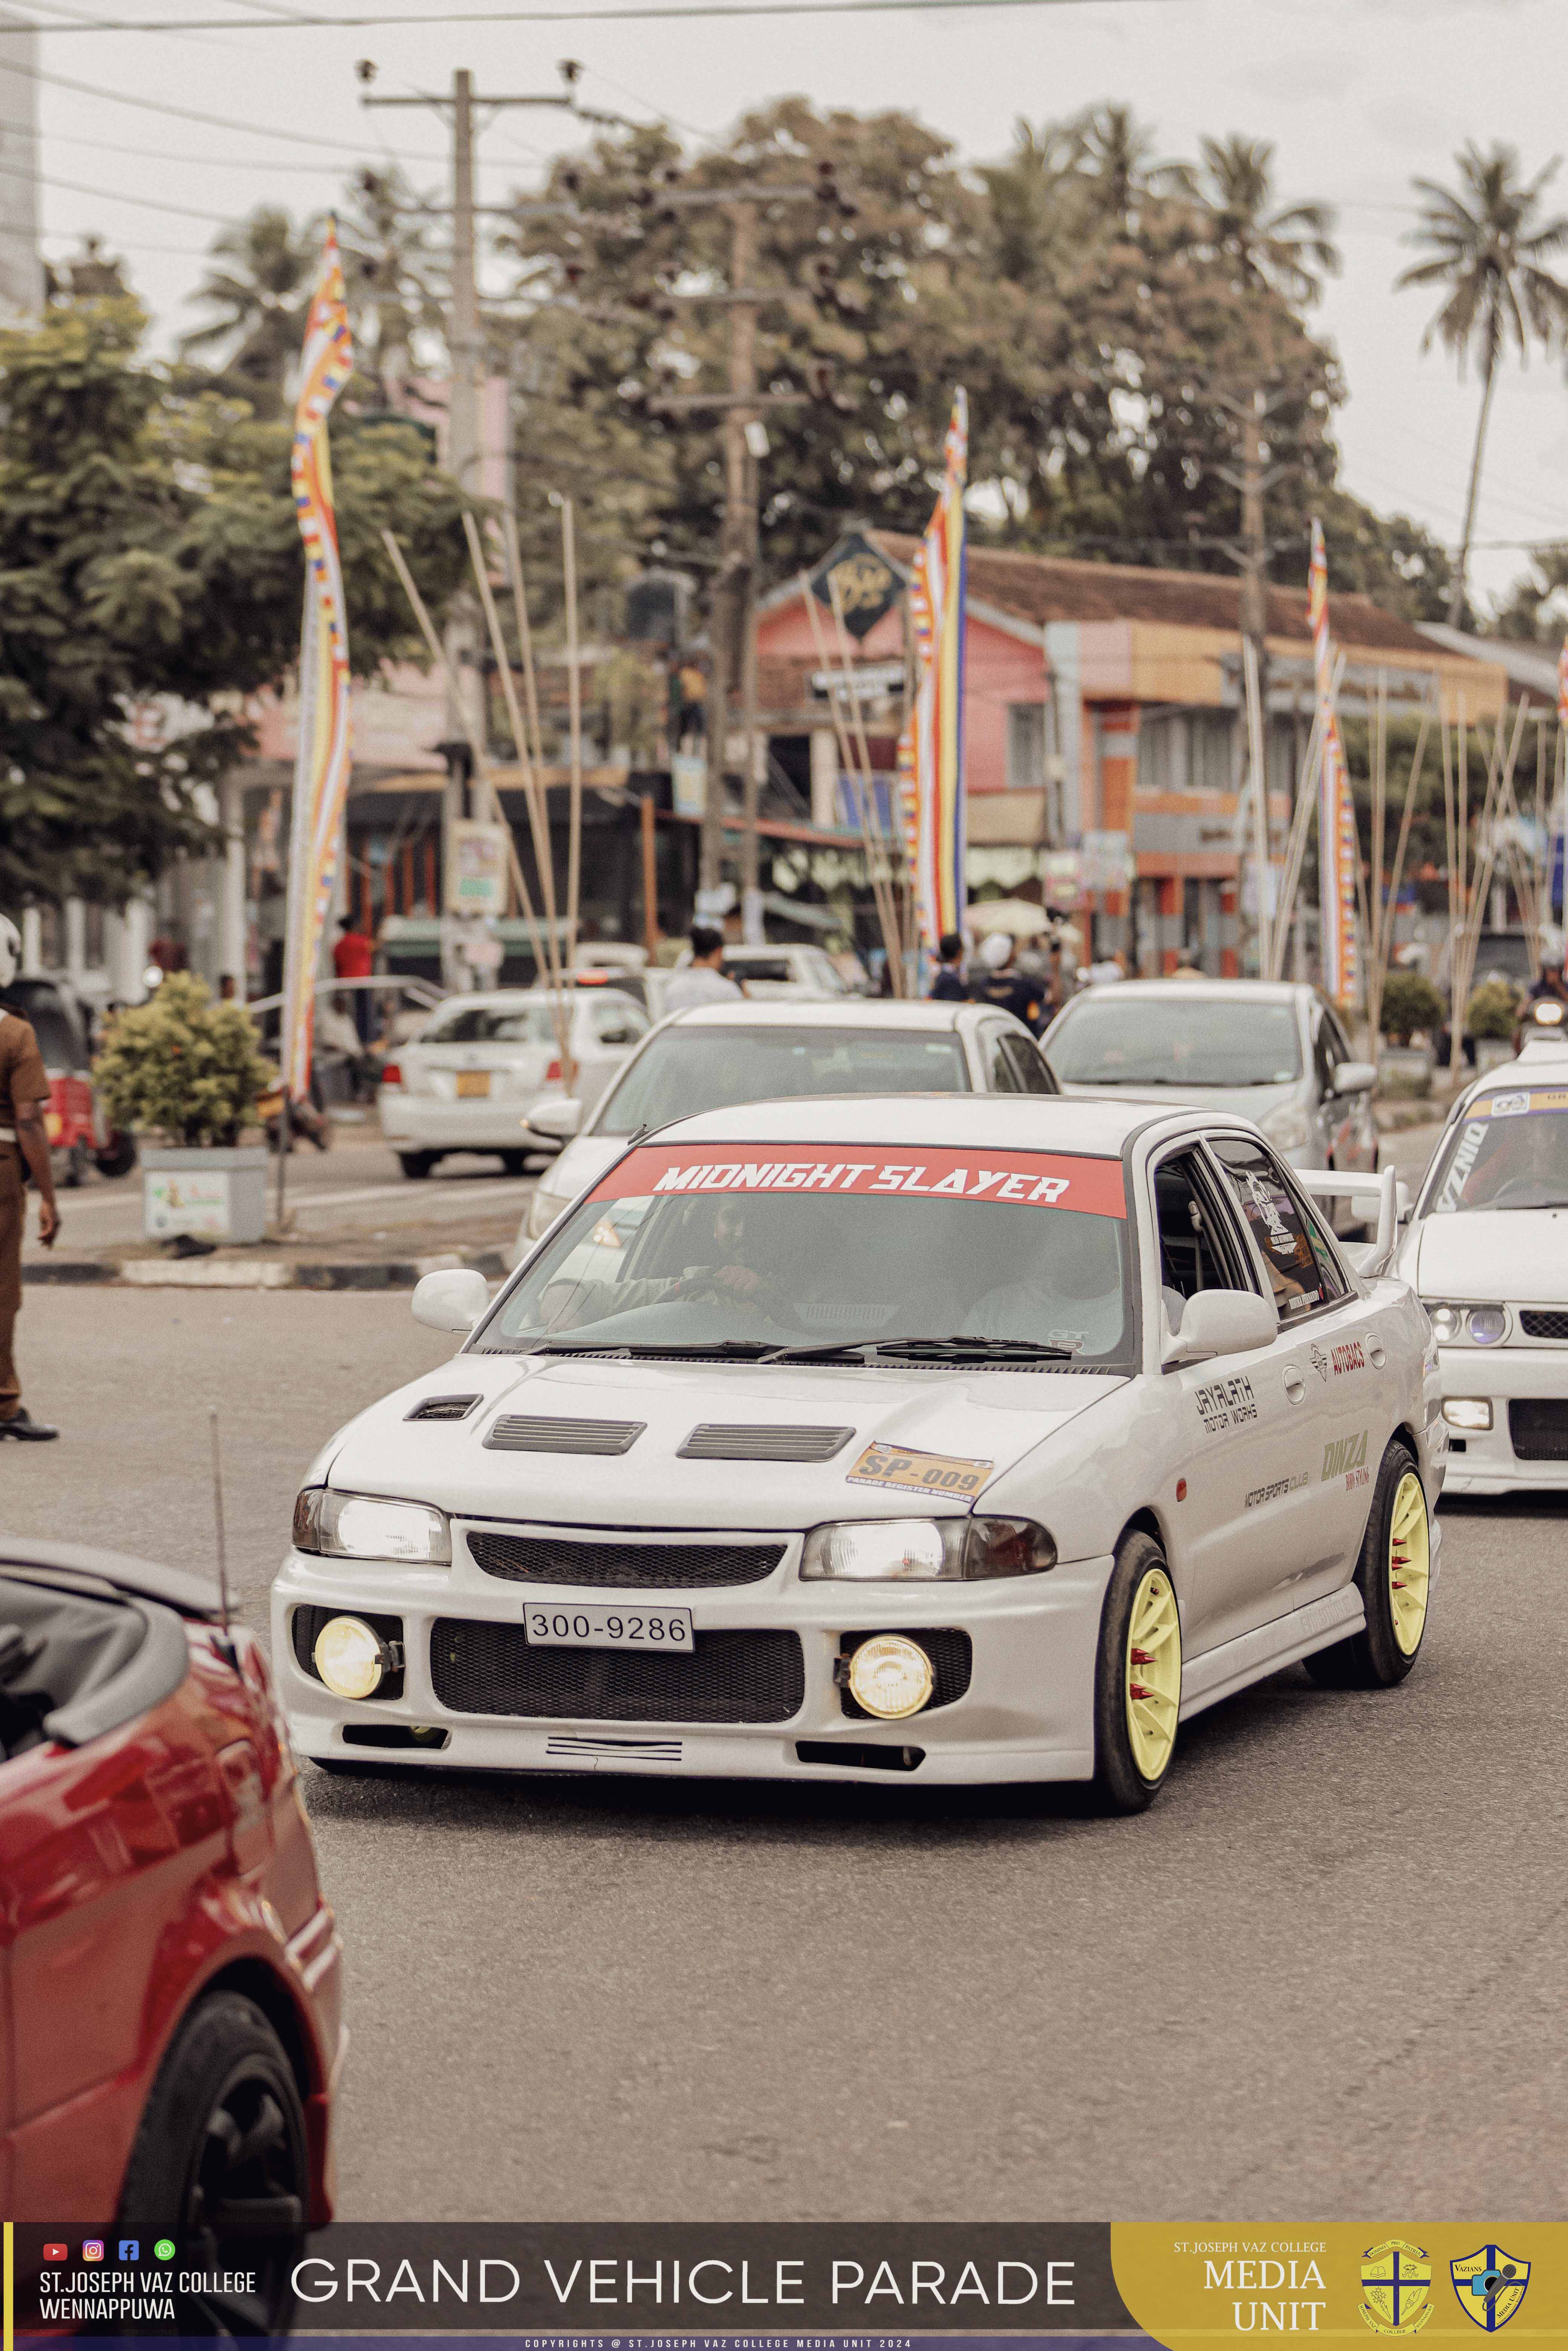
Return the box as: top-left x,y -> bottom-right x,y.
1482,1173 -> 1545,1208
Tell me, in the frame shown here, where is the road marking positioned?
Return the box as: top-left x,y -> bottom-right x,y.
56,1174 -> 536,1217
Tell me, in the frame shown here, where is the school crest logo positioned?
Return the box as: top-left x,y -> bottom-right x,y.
1450,2247 -> 1530,2331
1360,2241 -> 1433,2334
1309,1343 -> 1330,1381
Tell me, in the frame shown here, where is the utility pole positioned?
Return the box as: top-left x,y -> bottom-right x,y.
1214,382 -> 1293,974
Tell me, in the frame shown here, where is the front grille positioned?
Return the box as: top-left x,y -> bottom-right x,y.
292,1604 -> 407,1699
1508,1399 -> 1568,1460
467,1529 -> 786,1588
838,1627 -> 973,1720
1520,1310 -> 1568,1341
407,1393 -> 481,1422
678,1423 -> 853,1462
430,1619 -> 805,1724
485,1415 -> 645,1455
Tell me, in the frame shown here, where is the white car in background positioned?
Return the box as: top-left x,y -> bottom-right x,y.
519,997 -> 1060,1248
675,942 -> 855,999
274,1096 -> 1438,1807
1397,1023 -> 1568,1492
379,988 -> 650,1179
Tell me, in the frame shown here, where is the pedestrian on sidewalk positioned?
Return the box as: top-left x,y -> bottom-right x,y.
664,926 -> 744,1014
0,915 -> 60,1441
929,931 -> 967,1001
333,912 -> 377,1043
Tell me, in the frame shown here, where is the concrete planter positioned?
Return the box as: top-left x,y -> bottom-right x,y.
142,1144 -> 269,1246
1377,1045 -> 1433,1095
1474,1038 -> 1515,1075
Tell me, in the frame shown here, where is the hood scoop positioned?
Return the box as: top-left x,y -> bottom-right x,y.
485,1415 -> 646,1456
407,1394 -> 482,1422
678,1423 -> 854,1463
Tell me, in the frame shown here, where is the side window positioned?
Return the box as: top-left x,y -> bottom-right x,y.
1312,1013 -> 1338,1098
1001,1033 -> 1054,1095
1210,1138 -> 1333,1323
593,1000 -> 647,1048
1152,1150 -> 1254,1318
982,1023 -> 1022,1092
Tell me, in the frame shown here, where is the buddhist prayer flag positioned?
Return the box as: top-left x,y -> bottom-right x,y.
1308,519 -> 1359,1006
899,390 -> 968,947
280,222 -> 355,1099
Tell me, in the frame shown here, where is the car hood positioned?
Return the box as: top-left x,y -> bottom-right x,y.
321,1354 -> 1127,1531
535,1131 -> 626,1208
1405,1209 -> 1568,1303
1056,1077 -> 1299,1121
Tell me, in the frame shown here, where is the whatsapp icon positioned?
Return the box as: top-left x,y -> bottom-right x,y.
153,2241 -> 176,2262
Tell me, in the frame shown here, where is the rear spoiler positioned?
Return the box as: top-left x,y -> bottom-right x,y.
1294,1167 -> 1409,1277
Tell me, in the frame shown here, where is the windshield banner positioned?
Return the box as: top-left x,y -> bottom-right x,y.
590,1145 -> 1127,1218
1475,1087 -> 1568,1117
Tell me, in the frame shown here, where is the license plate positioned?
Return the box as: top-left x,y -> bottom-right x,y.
523,1603 -> 694,1653
456,1071 -> 491,1098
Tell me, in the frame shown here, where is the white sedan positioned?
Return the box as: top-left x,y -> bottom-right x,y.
1396,1021 -> 1568,1492
520,997 -> 1059,1247
274,1096 -> 1441,1809
378,988 -> 650,1179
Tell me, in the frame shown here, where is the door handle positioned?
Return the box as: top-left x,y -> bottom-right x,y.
1283,1366 -> 1307,1404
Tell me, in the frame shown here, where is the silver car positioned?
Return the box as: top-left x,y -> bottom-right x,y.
518,997 -> 1058,1250
1044,979 -> 1378,1189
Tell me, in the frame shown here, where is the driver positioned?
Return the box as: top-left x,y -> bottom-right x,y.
1465,1108 -> 1568,1208
967,1213 -> 1124,1355
540,1195 -> 778,1334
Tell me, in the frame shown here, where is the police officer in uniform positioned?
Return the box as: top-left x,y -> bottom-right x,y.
0,915 -> 61,1440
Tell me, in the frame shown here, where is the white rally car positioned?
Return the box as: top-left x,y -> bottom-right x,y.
1396,1019 -> 1568,1493
273,1098 -> 1442,1811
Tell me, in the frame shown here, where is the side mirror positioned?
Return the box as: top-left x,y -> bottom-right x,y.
1162,1287 -> 1277,1369
1331,1060 -> 1378,1095
412,1267 -> 490,1334
528,1097 -> 582,1142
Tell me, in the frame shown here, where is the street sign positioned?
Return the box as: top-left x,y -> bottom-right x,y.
445,820 -> 510,917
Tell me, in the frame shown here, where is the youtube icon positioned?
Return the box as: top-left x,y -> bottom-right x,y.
42,2245 -> 67,2264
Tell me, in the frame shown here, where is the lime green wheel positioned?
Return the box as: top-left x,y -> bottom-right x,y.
1306,1440 -> 1430,1690
1092,1532 -> 1183,1812
1387,1470 -> 1430,1656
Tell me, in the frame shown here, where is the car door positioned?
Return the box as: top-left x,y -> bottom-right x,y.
1314,1003 -> 1377,1173
1207,1133 -> 1391,1620
1147,1142 -> 1318,1657
975,1018 -> 1022,1093
1000,1030 -> 1059,1095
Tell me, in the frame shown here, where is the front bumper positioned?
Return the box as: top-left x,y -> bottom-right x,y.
379,1093 -> 546,1152
271,1524 -> 1111,1786
1434,1343 -> 1568,1493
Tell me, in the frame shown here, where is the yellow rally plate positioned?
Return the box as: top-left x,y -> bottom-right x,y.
846,1442 -> 993,1497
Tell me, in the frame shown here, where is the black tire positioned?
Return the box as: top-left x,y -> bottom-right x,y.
1304,1439 -> 1429,1690
94,1133 -> 138,1179
398,1151 -> 436,1180
499,1149 -> 530,1176
1090,1530 -> 1183,1814
116,1991 -> 308,2337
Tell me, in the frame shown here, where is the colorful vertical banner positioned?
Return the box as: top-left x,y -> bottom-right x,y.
899,389 -> 968,947
280,222 -> 355,1100
1308,517 -> 1359,1006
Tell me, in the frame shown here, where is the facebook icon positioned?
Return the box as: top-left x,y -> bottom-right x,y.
118,2241 -> 139,2261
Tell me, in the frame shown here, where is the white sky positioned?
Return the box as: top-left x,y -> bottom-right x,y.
24,0 -> 1568,611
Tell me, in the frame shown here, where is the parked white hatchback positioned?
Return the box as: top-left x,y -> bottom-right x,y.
275,1095 -> 1440,1809
1396,1021 -> 1568,1491
378,988 -> 650,1179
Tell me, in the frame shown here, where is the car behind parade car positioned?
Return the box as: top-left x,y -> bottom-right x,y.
275,1096 -> 1442,1810
1396,1003 -> 1568,1493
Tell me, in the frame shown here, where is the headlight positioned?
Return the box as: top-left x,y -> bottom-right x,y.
293,1488 -> 451,1563
1443,1398 -> 1492,1431
1423,1301 -> 1507,1347
1259,1101 -> 1313,1155
800,1515 -> 1055,1580
846,1634 -> 935,1719
312,1614 -> 394,1700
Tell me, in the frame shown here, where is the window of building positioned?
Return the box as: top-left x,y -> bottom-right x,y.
1007,704 -> 1046,793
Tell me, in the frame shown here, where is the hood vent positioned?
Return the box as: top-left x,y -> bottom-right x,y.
485,1415 -> 645,1456
678,1423 -> 854,1463
407,1394 -> 482,1422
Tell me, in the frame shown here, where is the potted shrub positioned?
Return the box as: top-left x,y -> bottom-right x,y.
93,973 -> 276,1245
1467,977 -> 1522,1074
1378,967 -> 1445,1048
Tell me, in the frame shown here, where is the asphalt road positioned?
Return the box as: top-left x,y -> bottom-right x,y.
4,1119 -> 1562,2222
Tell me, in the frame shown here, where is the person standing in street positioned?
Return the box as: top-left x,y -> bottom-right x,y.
0,916 -> 60,1441
929,931 -> 968,1002
333,912 -> 377,1043
972,930 -> 1044,1031
664,926 -> 745,1014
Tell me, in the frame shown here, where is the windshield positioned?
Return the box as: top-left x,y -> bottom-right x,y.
1425,1089 -> 1568,1213
1049,997 -> 1302,1088
418,1000 -> 562,1046
485,1142 -> 1133,1362
595,1026 -> 970,1136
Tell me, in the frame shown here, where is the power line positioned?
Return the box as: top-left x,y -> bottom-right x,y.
7,47 -> 452,158
33,0 -> 1184,30
0,145 -> 237,219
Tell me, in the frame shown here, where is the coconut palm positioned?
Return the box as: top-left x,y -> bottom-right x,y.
179,206 -> 321,413
337,164 -> 447,409
1397,142 -> 1568,624
1191,134 -> 1339,306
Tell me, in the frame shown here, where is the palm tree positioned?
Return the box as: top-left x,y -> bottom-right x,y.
179,206 -> 321,414
337,165 -> 446,409
1192,134 -> 1339,306
1397,142 -> 1568,624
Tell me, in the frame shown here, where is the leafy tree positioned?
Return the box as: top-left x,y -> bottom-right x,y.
179,205 -> 322,417
92,971 -> 274,1146
337,164 -> 448,410
1397,143 -> 1568,625
1380,967 -> 1445,1044
0,301 -> 470,907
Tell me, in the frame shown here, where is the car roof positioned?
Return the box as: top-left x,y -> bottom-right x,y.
650,1092 -> 1156,1153
661,999 -> 968,1032
0,1535 -> 222,1620
1056,978 -> 1309,1007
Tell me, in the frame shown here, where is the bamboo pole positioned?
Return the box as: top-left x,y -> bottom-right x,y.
462,514 -> 564,997
1368,702 -> 1432,1044
798,575 -> 903,985
827,568 -> 907,994
560,499 -> 584,968
1269,648 -> 1346,975
501,508 -> 546,774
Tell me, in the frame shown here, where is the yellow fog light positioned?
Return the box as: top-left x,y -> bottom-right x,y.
1443,1398 -> 1492,1432
847,1633 -> 934,1721
313,1614 -> 390,1701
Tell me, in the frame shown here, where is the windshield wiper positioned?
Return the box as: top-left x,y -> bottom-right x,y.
537,1337 -> 779,1358
762,1334 -> 1076,1364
